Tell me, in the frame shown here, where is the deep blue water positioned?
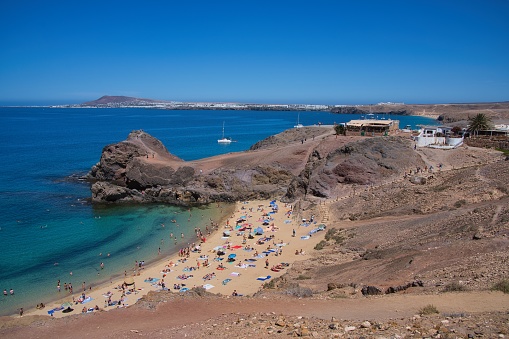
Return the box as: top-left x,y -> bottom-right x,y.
0,107 -> 436,315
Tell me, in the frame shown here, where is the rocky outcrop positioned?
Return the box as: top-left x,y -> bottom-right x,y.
284,137 -> 423,201
87,129 -> 422,205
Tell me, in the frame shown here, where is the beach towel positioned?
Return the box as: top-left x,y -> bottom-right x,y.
256,275 -> 271,281
144,278 -> 159,283
222,278 -> 231,285
81,296 -> 93,304
179,288 -> 189,293
203,284 -> 215,290
300,235 -> 310,240
230,272 -> 241,276
284,220 -> 292,224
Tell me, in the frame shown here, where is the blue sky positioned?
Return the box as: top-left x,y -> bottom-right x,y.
1,0 -> 508,105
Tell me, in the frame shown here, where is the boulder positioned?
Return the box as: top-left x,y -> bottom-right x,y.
361,286 -> 383,296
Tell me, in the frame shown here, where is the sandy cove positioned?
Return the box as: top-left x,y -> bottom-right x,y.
26,199 -> 323,318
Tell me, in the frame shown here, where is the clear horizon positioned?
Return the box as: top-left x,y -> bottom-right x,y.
1,1 -> 508,105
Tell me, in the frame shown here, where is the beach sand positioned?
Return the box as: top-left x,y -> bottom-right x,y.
26,199 -> 324,318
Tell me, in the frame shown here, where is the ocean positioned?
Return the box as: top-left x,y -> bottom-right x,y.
0,107 -> 436,316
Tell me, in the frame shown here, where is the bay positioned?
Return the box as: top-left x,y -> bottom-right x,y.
0,107 -> 436,315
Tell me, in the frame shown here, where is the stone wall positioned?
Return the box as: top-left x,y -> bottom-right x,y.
465,137 -> 509,150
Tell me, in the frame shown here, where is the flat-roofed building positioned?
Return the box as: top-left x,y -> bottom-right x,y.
345,117 -> 399,136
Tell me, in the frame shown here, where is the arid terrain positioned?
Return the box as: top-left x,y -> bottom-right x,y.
1,124 -> 508,338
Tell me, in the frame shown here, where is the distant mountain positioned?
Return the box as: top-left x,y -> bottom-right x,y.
81,95 -> 167,107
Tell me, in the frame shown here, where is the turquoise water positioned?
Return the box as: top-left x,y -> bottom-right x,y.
0,107 -> 436,315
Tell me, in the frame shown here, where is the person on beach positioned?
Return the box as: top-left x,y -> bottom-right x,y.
19,308 -> 23,317
10,288 -> 14,295
100,262 -> 104,269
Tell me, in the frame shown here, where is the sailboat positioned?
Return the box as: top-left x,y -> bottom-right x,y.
294,112 -> 303,128
217,121 -> 232,143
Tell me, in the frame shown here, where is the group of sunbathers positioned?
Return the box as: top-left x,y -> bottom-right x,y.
202,272 -> 216,280
182,266 -> 198,272
177,274 -> 193,280
270,262 -> 290,272
173,283 -> 185,290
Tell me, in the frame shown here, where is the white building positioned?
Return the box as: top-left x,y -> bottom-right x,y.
413,126 -> 464,149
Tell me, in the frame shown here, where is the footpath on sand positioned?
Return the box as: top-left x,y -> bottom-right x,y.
26,199 -> 325,319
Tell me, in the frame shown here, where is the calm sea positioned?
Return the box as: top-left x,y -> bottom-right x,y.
0,107 -> 436,315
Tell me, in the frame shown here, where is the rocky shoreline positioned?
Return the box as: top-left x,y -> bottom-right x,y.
86,127 -> 424,206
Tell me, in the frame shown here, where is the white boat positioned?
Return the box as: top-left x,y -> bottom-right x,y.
294,113 -> 303,128
217,121 -> 232,143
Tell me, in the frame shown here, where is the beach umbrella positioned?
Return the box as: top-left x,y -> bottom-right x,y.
228,253 -> 237,259
254,227 -> 264,235
61,302 -> 73,308
124,277 -> 135,286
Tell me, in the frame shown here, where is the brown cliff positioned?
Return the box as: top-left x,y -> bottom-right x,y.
87,128 -> 422,205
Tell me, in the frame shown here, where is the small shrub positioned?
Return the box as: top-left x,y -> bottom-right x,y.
324,228 -> 338,241
314,240 -> 327,250
331,234 -> 345,245
296,275 -> 311,280
491,279 -> 509,294
454,200 -> 467,208
443,282 -> 468,292
263,279 -> 276,289
419,304 -> 439,316
432,185 -> 450,192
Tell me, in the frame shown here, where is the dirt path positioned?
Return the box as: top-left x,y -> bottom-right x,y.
2,291 -> 507,338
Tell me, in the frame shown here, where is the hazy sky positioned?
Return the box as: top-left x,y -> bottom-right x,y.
1,0 -> 508,105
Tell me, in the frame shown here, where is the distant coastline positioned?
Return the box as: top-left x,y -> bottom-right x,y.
46,95 -> 509,123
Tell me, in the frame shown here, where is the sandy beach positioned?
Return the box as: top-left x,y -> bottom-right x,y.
26,199 -> 324,318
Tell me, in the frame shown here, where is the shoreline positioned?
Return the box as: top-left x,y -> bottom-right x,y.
22,199 -> 325,319
12,204 -> 236,317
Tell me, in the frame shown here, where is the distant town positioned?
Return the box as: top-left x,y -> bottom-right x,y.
52,95 -> 405,112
